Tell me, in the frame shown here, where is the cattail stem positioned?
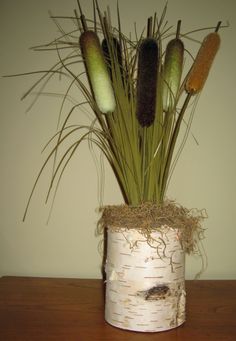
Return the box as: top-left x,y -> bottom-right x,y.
176,20 -> 181,39
77,0 -> 88,31
160,93 -> 192,200
74,9 -> 82,32
147,17 -> 153,37
92,0 -> 97,33
152,13 -> 157,36
215,21 -> 222,32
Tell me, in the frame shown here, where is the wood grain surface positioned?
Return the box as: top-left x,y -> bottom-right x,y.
0,277 -> 235,340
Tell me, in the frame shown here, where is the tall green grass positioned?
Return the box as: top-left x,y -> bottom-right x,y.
17,1 -> 221,219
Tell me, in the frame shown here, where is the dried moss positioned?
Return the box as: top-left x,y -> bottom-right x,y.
97,200 -> 207,254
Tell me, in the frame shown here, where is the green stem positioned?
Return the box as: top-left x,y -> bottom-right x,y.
160,93 -> 192,201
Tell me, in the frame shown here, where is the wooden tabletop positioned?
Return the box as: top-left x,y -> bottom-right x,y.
0,277 -> 235,340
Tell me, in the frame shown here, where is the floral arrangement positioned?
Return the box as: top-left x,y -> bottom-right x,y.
10,2 -> 223,331
20,0 -> 221,220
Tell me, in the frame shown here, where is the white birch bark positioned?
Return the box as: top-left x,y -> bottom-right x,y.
105,226 -> 186,332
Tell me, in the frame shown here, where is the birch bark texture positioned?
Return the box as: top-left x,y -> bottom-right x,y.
105,226 -> 186,332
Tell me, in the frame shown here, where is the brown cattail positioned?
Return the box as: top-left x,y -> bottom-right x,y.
136,38 -> 159,127
185,32 -> 220,95
102,37 -> 123,80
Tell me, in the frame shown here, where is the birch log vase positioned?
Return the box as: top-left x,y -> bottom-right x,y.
105,226 -> 186,332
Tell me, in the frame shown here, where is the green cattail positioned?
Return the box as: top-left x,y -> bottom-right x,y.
136,38 -> 159,127
79,30 -> 116,114
162,37 -> 184,112
185,32 -> 221,95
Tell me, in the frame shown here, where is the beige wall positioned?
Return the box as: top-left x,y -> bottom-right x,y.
0,0 -> 235,279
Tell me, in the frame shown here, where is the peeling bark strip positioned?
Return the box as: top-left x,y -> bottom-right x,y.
105,227 -> 186,332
